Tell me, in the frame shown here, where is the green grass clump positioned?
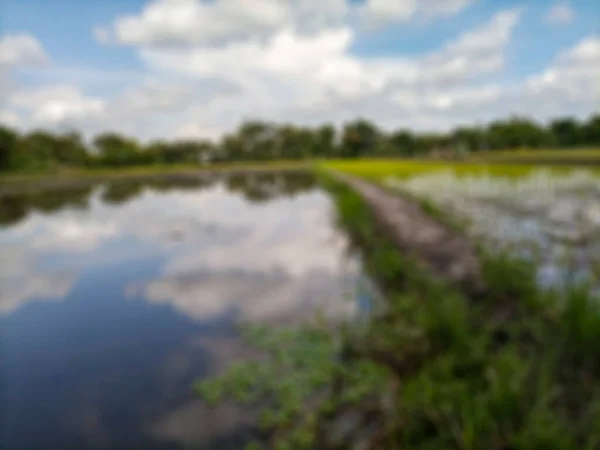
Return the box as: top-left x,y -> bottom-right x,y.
321,159 -> 600,181
195,172 -> 600,449
471,148 -> 600,163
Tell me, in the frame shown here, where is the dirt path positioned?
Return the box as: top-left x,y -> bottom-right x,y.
333,172 -> 487,297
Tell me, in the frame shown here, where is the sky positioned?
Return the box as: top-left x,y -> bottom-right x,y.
0,0 -> 598,142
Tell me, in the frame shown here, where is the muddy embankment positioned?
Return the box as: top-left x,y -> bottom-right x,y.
332,172 -> 487,298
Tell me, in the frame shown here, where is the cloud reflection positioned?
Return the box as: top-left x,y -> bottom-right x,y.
0,247 -> 73,314
385,168 -> 600,288
0,176 -> 361,322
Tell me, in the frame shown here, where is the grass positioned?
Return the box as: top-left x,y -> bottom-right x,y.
3,151 -> 599,189
195,171 -> 600,449
321,159 -> 600,181
470,148 -> 600,162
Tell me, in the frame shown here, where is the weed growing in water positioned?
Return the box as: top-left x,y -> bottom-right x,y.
196,173 -> 600,449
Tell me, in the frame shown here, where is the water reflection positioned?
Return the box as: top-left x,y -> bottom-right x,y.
385,168 -> 600,289
0,172 -> 366,450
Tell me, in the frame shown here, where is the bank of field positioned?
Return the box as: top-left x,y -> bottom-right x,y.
196,161 -> 600,449
0,160 -> 308,195
469,148 -> 600,165
323,158 -> 600,180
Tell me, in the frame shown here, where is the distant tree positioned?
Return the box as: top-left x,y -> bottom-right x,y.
487,117 -> 555,150
341,119 -> 380,158
162,140 -> 203,164
220,133 -> 245,162
0,125 -> 18,171
582,114 -> 600,145
388,130 -> 417,156
315,124 -> 336,158
17,130 -> 61,170
93,132 -> 141,167
550,117 -> 582,148
2,112 -> 598,173
414,133 -> 448,155
55,131 -> 89,165
274,125 -> 304,160
452,126 -> 485,153
144,140 -> 170,165
236,121 -> 277,160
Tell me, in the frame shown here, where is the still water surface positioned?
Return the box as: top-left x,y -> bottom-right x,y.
386,167 -> 600,290
0,173 -> 369,450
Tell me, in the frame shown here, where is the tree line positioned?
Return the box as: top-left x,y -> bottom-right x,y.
1,114 -> 599,172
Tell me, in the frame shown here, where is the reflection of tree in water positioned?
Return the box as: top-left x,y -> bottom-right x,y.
0,186 -> 94,226
144,175 -> 218,193
0,172 -> 315,227
101,181 -> 146,205
101,176 -> 220,206
0,195 -> 29,226
223,172 -> 315,204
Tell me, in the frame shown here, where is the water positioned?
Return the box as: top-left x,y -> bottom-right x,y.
385,168 -> 600,290
0,172 -> 368,450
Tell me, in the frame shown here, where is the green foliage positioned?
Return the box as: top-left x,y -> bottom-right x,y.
0,125 -> 18,171
195,323 -> 389,449
195,174 -> 600,449
340,119 -> 381,158
561,284 -> 600,357
2,113 -> 600,175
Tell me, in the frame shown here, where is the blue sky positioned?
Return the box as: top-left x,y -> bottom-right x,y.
0,0 -> 598,141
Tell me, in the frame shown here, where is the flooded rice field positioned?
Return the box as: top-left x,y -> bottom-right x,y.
0,172 -> 372,450
385,168 -> 600,290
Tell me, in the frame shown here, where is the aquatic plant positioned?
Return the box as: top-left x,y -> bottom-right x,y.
196,171 -> 600,449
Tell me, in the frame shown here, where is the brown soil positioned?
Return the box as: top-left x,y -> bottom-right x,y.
333,172 -> 487,298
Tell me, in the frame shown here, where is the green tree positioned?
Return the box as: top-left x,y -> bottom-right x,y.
487,117 -> 555,150
314,124 -> 336,158
453,126 -> 485,153
54,131 -> 89,166
388,130 -> 417,156
93,132 -> 142,167
582,114 -> 600,145
17,130 -> 61,170
0,125 -> 18,171
550,117 -> 582,148
341,119 -> 380,158
235,121 -> 278,160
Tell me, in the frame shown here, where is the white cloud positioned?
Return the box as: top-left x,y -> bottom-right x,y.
526,36 -> 600,104
0,33 -> 49,67
95,0 -> 475,48
133,7 -> 521,134
361,0 -> 417,25
0,247 -> 74,314
1,178 -> 360,322
95,0 -> 348,47
175,122 -> 227,141
4,3 -> 598,141
544,2 -> 575,25
9,84 -> 105,125
442,8 -> 521,57
360,0 -> 475,27
3,8 -> 529,138
140,268 -> 358,324
0,110 -> 21,127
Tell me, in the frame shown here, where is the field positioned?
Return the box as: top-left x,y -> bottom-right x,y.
323,158 -> 600,179
0,160 -> 308,195
2,155 -> 599,448
469,148 -> 600,164
197,168 -> 600,449
323,159 -> 600,290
